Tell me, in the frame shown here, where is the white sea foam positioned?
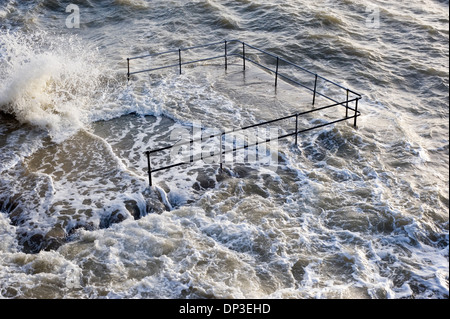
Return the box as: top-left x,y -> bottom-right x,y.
0,30 -> 119,143
0,212 -> 19,253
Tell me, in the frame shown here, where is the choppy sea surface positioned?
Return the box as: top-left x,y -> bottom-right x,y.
0,0 -> 448,299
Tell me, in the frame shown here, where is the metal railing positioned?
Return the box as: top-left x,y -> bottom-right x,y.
127,40 -> 362,187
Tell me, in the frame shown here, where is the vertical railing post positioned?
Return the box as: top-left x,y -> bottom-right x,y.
127,58 -> 130,81
146,151 -> 152,187
225,40 -> 228,71
220,133 -> 223,171
295,113 -> 298,146
255,128 -> 259,161
242,42 -> 246,71
354,98 -> 359,127
312,74 -> 318,106
275,56 -> 279,87
346,89 -> 349,117
178,49 -> 182,74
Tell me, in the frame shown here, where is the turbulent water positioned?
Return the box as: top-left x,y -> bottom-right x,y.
0,0 -> 448,299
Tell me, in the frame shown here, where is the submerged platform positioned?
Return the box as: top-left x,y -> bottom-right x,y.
127,40 -> 362,187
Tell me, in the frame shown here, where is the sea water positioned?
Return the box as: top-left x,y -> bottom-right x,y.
0,0 -> 448,299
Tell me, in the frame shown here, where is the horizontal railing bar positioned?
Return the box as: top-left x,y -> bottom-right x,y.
129,42 -> 223,61
180,39 -> 242,52
147,97 -> 361,155
128,40 -> 362,99
298,97 -> 360,115
151,113 -> 361,174
130,54 -> 246,76
130,56 -> 224,75
214,114 -> 360,156
129,40 -> 243,61
148,102 -> 360,156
